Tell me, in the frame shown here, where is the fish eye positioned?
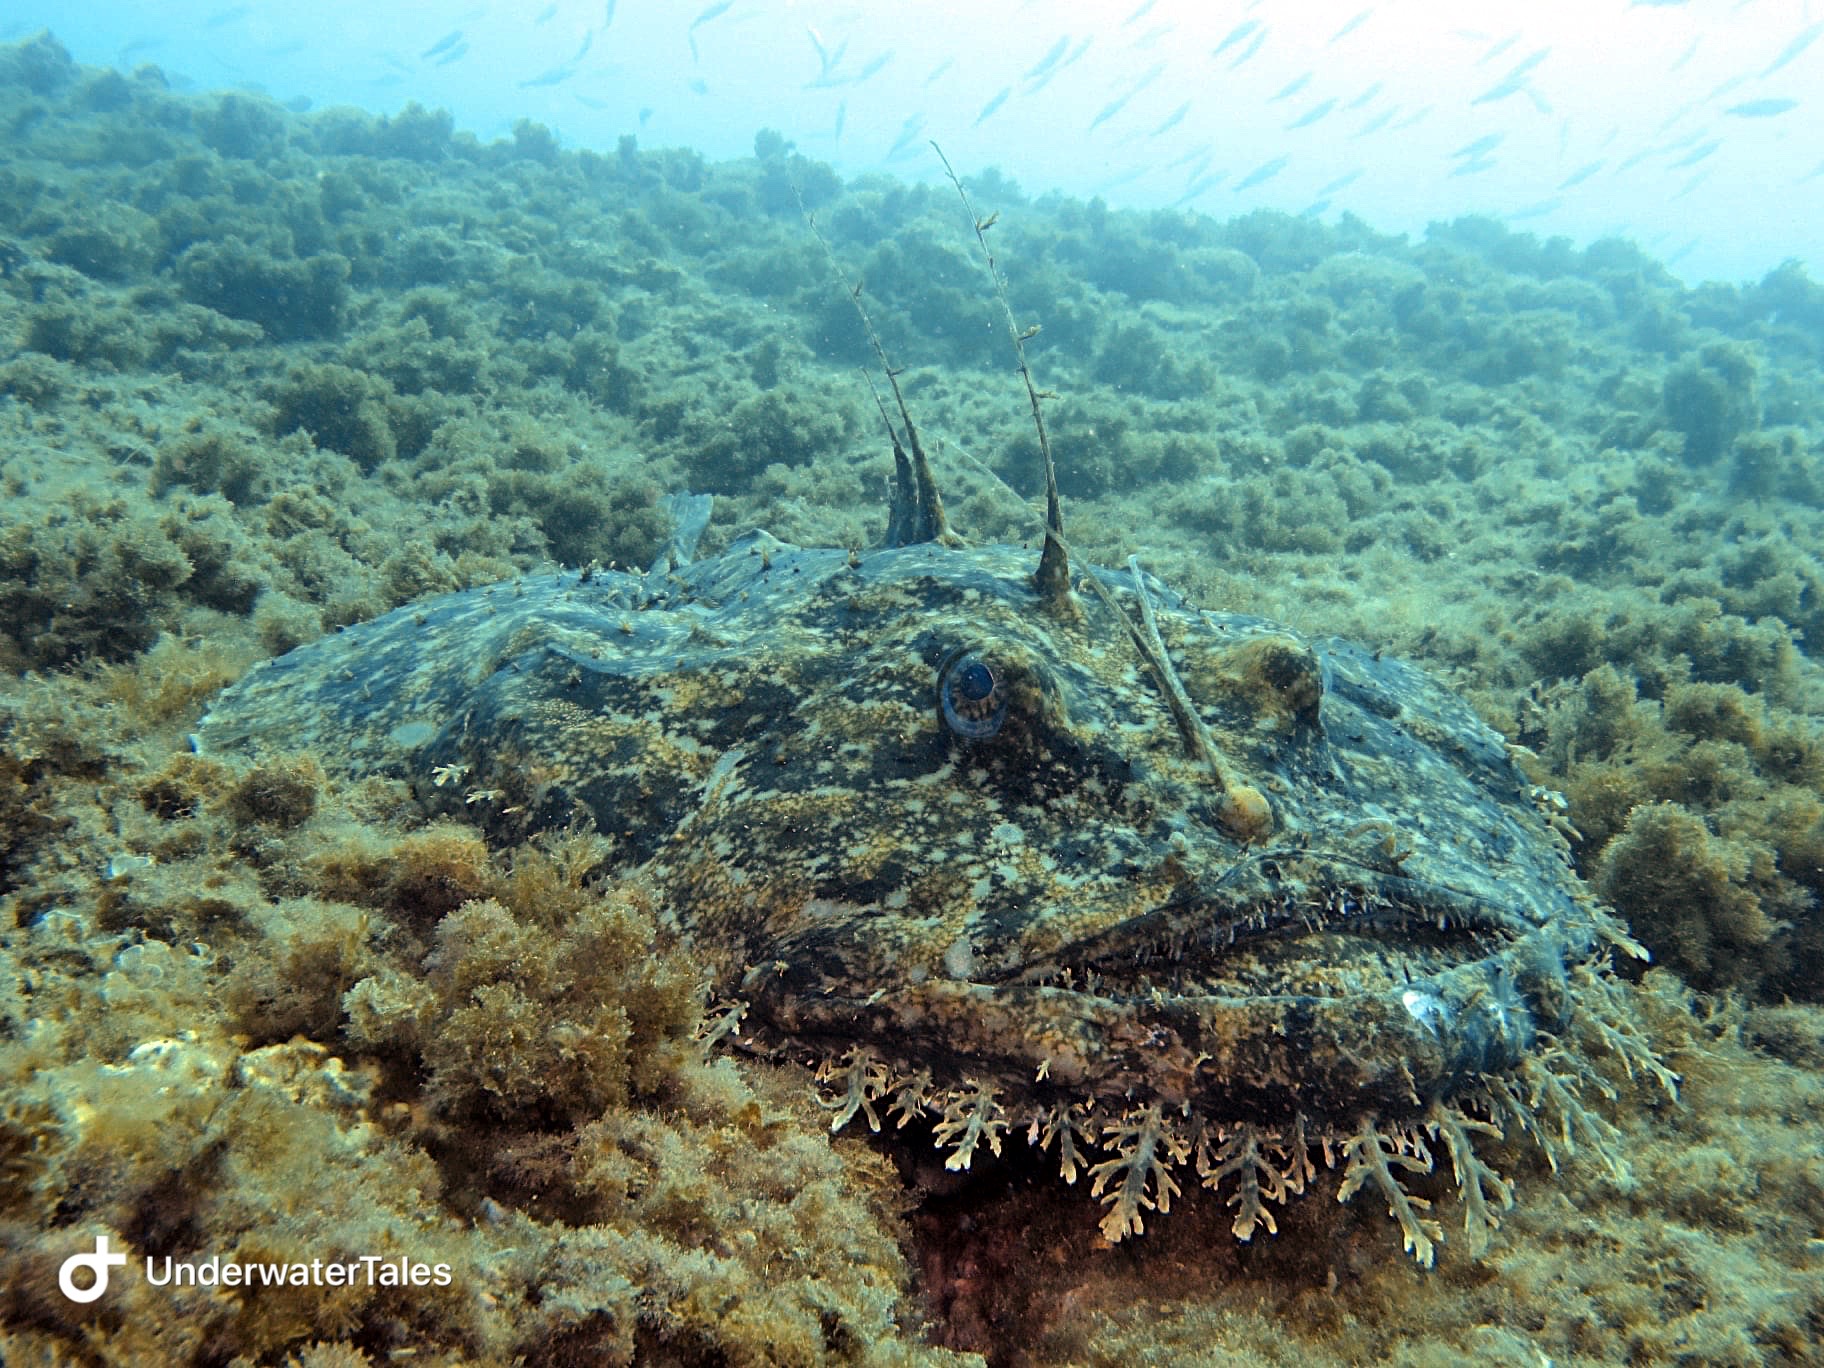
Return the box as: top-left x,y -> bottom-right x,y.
937,648 -> 1009,739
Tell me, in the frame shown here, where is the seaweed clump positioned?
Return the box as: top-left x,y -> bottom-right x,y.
0,665 -> 963,1365
1524,664 -> 1824,1001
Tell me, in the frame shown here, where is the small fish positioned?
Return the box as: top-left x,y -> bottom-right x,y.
1761,20 -> 1824,77
1344,80 -> 1382,111
1123,0 -> 1161,25
1093,166 -> 1148,194
205,6 -> 251,28
1472,76 -> 1527,105
1173,170 -> 1226,206
519,62 -> 576,88
1655,98 -> 1699,133
1669,139 -> 1719,168
1025,36 -> 1070,81
973,86 -> 1012,127
924,57 -> 955,86
1505,45 -> 1551,80
1504,198 -> 1561,221
1556,159 -> 1604,189
1670,37 -> 1697,71
807,25 -> 832,71
1088,61 -> 1162,128
1705,73 -> 1748,103
1353,106 -> 1398,137
811,38 -> 852,85
433,42 -> 469,67
1088,88 -> 1136,132
1234,154 -> 1289,191
604,0 -> 616,29
1473,48 -> 1549,106
1725,98 -> 1797,118
1286,97 -> 1336,130
1452,132 -> 1504,159
1478,32 -> 1518,65
1212,19 -> 1258,59
421,30 -> 463,60
1449,157 -> 1495,178
1022,35 -> 1081,94
534,3 -> 558,24
688,0 -> 735,62
1149,102 -> 1190,136
1390,105 -> 1432,131
1327,9 -> 1372,46
1269,71 -> 1312,102
1316,169 -> 1362,195
1165,141 -> 1213,170
691,0 -> 734,29
886,114 -> 926,161
852,51 -> 893,83
1228,27 -> 1267,69
1302,198 -> 1331,217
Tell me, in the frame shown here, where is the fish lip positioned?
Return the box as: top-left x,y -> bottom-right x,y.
753,916 -> 1580,1117
999,874 -> 1546,991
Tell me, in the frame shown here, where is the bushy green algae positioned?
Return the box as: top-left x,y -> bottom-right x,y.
1523,663 -> 1824,1001
2,25 -> 1824,1364
0,665 -> 963,1367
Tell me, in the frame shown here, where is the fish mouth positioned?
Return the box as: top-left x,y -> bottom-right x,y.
748,850 -> 1595,1123
973,859 -> 1593,1115
1011,859 -> 1545,1002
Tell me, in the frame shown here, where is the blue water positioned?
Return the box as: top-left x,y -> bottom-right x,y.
3,0 -> 1819,288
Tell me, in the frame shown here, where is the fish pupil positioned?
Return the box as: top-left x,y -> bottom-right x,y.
955,660 -> 995,702
939,651 -> 1008,738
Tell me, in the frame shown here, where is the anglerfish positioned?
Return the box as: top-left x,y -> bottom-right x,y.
197,202 -> 1669,1264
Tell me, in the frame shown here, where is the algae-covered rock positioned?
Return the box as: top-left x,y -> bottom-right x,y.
268,363 -> 399,471
1596,801 -> 1783,989
1662,341 -> 1759,465
175,238 -> 351,340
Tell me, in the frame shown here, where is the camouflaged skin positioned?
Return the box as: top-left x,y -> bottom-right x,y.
200,529 -> 1601,1132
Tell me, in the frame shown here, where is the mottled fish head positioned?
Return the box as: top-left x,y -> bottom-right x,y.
475,534 -> 1590,1128
199,528 -> 1597,1131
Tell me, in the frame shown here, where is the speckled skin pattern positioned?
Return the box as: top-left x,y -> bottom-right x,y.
201,528 -> 1601,1136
